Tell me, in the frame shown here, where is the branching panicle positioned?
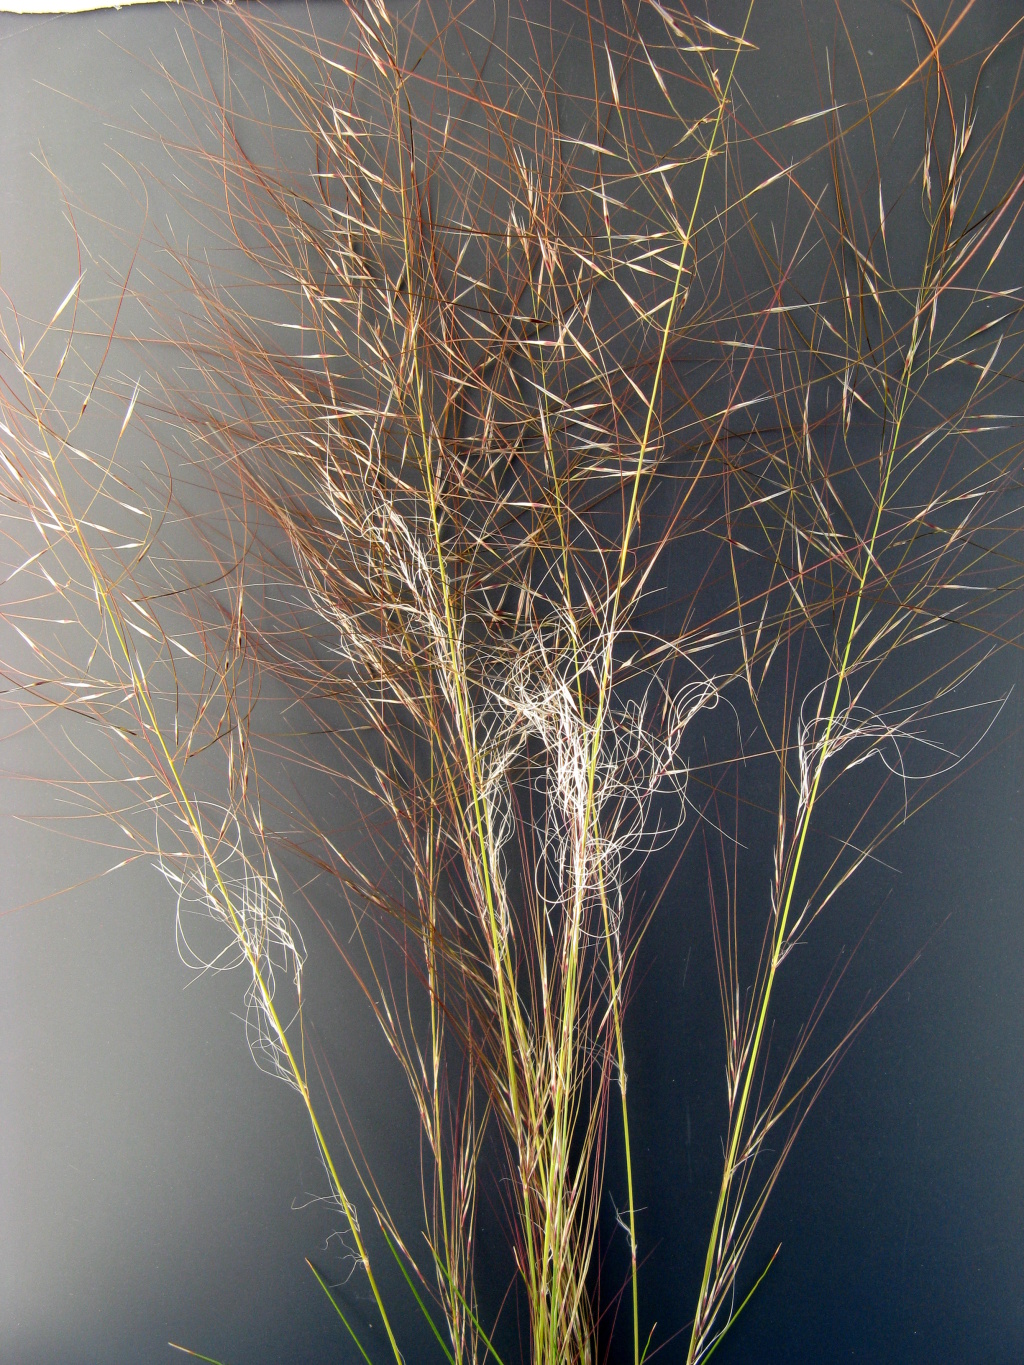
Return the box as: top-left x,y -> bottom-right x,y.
2,3 -> 1023,1363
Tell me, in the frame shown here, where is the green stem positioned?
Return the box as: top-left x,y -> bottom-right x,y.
684,249 -> 933,1365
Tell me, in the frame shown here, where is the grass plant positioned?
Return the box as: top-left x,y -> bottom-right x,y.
2,1 -> 1024,1362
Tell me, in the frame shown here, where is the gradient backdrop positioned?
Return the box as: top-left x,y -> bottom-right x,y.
2,4 -> 1023,1363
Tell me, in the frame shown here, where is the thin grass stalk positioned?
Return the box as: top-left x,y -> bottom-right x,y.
0,311 -> 405,1361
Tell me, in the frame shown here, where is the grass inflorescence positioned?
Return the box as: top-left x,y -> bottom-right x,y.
2,2 -> 1024,1362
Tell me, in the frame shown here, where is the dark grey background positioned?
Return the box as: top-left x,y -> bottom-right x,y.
1,3 -> 1022,1363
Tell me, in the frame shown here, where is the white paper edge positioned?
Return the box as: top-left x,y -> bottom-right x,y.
0,0 -> 184,12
